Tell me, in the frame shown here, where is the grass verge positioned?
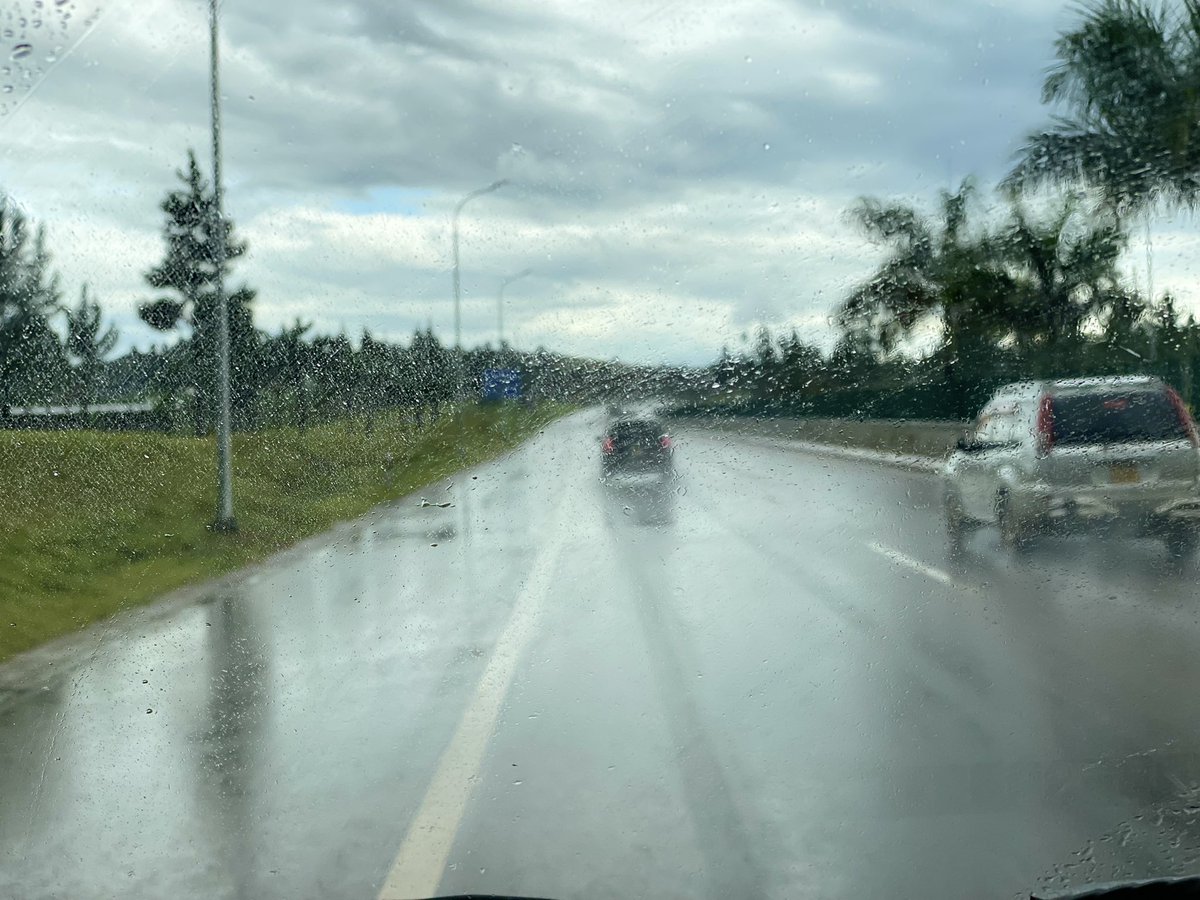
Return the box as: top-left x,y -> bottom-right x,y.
0,402 -> 571,663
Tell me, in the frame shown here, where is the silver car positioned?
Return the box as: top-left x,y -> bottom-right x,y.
944,376 -> 1200,557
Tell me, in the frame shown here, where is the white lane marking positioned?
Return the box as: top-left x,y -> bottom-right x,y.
377,496 -> 574,900
869,541 -> 959,587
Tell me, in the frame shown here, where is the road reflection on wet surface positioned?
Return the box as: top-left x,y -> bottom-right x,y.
4,411 -> 1200,899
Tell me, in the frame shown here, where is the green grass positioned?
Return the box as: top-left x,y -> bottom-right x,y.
0,403 -> 571,663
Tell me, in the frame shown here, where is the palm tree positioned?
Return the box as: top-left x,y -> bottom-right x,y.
840,179 -> 1017,356
1004,0 -> 1200,217
838,180 -> 1023,417
997,199 -> 1126,373
839,193 -> 942,353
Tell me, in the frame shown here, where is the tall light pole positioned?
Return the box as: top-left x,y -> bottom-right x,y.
451,179 -> 508,351
1145,213 -> 1158,366
210,0 -> 235,532
497,268 -> 532,347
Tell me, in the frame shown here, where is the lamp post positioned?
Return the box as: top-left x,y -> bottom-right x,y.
451,179 -> 508,351
209,0 -> 235,532
497,268 -> 532,347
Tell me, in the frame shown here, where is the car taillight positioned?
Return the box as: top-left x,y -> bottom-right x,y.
1036,394 -> 1055,457
602,436 -> 614,454
1167,388 -> 1199,448
660,435 -> 672,450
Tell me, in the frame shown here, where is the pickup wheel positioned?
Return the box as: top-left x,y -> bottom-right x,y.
1165,529 -> 1199,562
997,491 -> 1031,552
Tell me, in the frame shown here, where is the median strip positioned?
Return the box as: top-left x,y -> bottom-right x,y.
733,433 -> 945,473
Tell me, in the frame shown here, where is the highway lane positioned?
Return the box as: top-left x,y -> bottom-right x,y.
4,409 -> 1200,898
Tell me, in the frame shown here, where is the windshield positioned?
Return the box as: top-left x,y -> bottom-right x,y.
7,2 -> 1200,900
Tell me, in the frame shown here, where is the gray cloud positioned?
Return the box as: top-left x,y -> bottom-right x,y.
0,0 -> 1185,365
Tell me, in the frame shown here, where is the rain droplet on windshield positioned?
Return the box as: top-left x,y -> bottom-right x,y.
11,43 -> 32,60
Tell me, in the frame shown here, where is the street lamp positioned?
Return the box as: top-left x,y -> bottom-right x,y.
497,268 -> 532,347
209,0 -> 235,532
451,179 -> 508,350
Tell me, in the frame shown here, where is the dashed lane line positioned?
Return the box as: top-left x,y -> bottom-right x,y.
869,541 -> 969,590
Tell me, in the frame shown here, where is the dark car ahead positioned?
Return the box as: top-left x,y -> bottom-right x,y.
601,417 -> 673,478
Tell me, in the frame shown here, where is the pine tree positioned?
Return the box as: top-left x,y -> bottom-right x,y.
409,327 -> 453,419
140,150 -> 258,431
0,200 -> 67,407
65,285 -> 119,407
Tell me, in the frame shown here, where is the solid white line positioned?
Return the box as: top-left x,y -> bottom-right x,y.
869,541 -> 958,587
377,500 -> 572,900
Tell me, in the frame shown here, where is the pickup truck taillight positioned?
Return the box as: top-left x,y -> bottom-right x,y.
602,436 -> 614,454
1167,388 -> 1199,448
660,436 -> 672,450
1036,394 -> 1055,458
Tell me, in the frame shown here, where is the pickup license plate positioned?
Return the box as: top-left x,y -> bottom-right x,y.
1110,464 -> 1140,484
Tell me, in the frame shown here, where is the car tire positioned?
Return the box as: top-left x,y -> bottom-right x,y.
997,491 -> 1031,552
1165,529 -> 1199,562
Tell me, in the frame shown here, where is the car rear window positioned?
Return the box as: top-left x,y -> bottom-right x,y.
611,421 -> 664,443
1051,390 -> 1188,446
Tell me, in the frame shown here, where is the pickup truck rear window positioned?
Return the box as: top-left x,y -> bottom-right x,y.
1052,391 -> 1188,446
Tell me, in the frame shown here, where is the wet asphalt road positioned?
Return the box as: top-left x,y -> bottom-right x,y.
5,409 -> 1200,899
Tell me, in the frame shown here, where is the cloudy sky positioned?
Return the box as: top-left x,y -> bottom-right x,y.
1,0 -> 1198,364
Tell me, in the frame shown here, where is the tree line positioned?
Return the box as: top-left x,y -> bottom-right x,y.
0,201 -> 116,411
702,0 -> 1200,421
0,150 -> 643,431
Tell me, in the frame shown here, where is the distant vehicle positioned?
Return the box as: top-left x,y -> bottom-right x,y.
601,417 -> 674,478
480,367 -> 523,402
945,376 -> 1200,557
